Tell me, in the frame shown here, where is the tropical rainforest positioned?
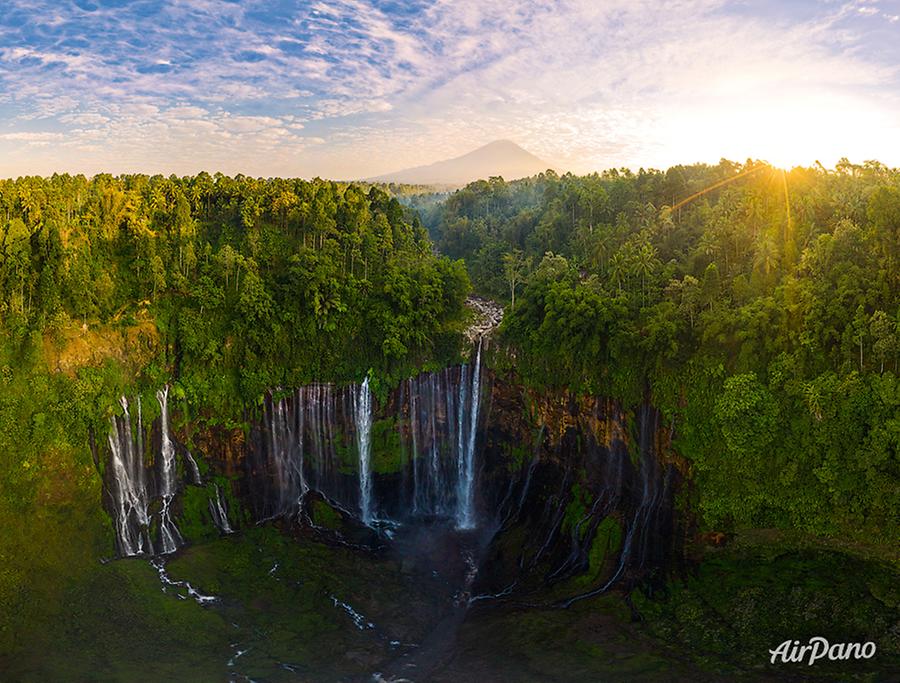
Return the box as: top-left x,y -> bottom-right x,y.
425,160 -> 900,544
0,162 -> 898,681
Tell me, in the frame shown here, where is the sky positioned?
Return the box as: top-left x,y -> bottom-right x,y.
0,0 -> 899,179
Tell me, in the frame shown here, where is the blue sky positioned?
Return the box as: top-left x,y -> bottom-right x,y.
0,0 -> 898,178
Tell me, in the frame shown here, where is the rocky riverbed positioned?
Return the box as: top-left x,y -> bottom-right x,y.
464,297 -> 503,343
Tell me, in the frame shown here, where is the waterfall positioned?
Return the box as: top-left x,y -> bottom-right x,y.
156,386 -> 184,554
404,368 -> 470,520
270,392 -> 308,514
456,340 -> 482,530
254,383 -> 357,521
409,386 -> 420,515
248,357 -> 486,529
107,396 -> 153,556
428,378 -> 440,510
104,356 -> 489,549
105,390 -> 190,557
354,377 -> 374,525
209,483 -> 233,534
455,368 -> 467,516
555,404 -> 675,607
184,451 -> 203,485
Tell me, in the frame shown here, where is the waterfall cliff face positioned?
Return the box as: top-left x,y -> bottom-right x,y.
244,362 -> 680,601
470,386 -> 681,602
100,349 -> 681,600
246,353 -> 487,529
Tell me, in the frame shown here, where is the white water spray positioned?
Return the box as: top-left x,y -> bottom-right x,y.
209,483 -> 233,534
107,396 -> 152,556
156,386 -> 184,554
354,377 -> 374,525
456,340 -> 482,529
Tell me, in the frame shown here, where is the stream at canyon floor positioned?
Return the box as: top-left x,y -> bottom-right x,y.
4,520 -> 896,682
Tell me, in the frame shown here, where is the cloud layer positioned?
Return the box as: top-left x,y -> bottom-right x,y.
1,0 -> 898,177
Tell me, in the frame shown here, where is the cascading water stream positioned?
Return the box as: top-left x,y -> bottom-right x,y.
107,396 -> 152,556
184,451 -> 203,485
105,390 -> 192,557
156,386 -> 184,554
354,377 -> 374,525
456,339 -> 482,530
209,483 -> 233,534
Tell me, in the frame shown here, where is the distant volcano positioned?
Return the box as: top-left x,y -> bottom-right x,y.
369,140 -> 554,186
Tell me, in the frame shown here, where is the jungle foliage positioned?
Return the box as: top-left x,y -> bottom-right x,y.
0,173 -> 470,401
429,160 -> 900,541
0,174 -> 470,647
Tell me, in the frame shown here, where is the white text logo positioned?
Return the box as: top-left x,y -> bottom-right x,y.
769,637 -> 876,665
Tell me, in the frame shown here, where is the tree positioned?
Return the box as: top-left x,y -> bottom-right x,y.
870,310 -> 897,374
852,304 -> 868,371
502,249 -> 530,309
150,255 -> 167,298
216,244 -> 238,290
700,263 -> 721,310
634,242 -> 659,304
182,242 -> 197,277
665,275 -> 700,328
238,269 -> 273,325
3,218 -> 31,313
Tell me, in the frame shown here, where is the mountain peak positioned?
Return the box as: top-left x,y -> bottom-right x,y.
481,139 -> 520,149
369,140 -> 553,187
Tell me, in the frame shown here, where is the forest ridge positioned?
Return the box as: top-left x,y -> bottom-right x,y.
0,160 -> 898,556
422,159 -> 899,541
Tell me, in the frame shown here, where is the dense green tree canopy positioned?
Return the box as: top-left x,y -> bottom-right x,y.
426,160 -> 900,541
0,174 -> 470,405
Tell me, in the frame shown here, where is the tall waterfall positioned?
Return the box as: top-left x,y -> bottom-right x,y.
354,377 -> 373,525
107,396 -> 153,556
105,391 -> 190,557
405,371 -> 448,516
399,353 -> 484,525
156,386 -> 184,554
456,340 -> 482,530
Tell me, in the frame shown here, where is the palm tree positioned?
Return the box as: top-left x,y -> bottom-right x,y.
634,243 -> 659,304
754,235 -> 779,278
589,229 -> 612,273
608,252 -> 627,292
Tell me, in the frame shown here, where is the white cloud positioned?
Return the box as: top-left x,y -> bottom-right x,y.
0,132 -> 65,142
0,0 -> 898,176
